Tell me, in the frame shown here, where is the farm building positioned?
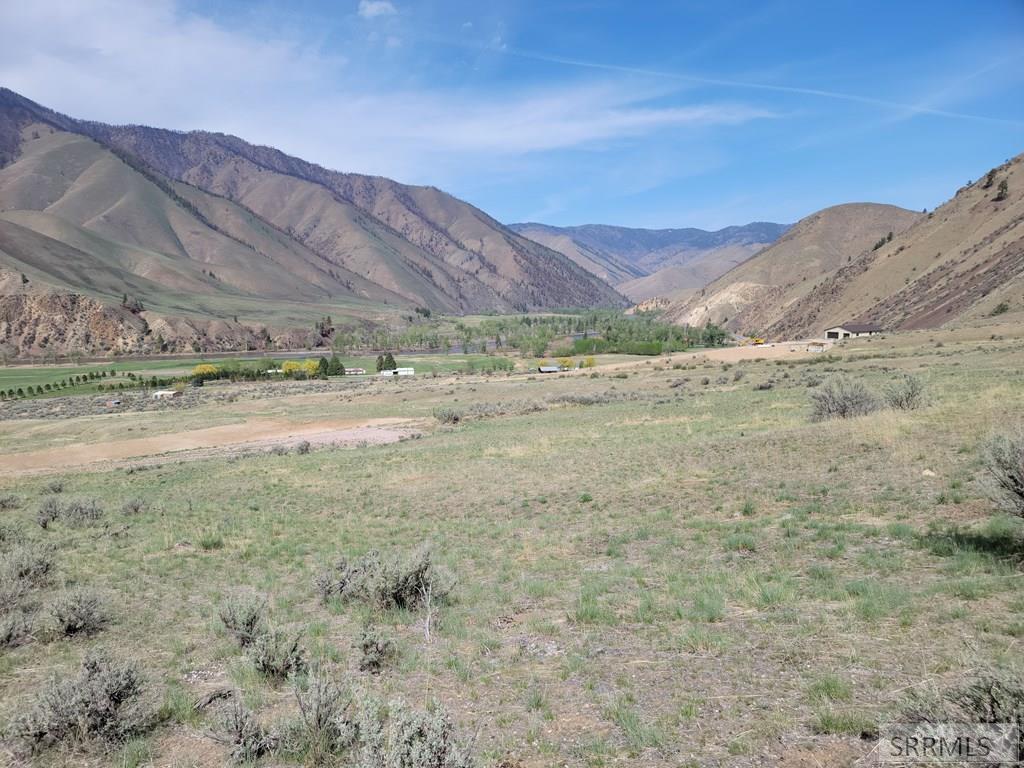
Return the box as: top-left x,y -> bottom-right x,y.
824,323 -> 883,339
537,365 -> 561,373
151,389 -> 181,400
346,368 -> 367,375
378,367 -> 414,377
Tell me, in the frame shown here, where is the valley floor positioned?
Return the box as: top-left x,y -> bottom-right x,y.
0,324 -> 1022,767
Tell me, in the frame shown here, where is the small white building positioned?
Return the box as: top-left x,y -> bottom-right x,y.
379,367 -> 414,377
346,368 -> 367,375
824,323 -> 883,339
151,389 -> 181,400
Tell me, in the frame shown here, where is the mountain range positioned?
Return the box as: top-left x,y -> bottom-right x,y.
0,88 -> 623,354
508,221 -> 790,302
0,86 -> 1020,355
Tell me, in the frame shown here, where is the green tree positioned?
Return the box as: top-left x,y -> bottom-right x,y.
383,352 -> 397,370
375,354 -> 385,372
317,356 -> 329,378
995,179 -> 1009,201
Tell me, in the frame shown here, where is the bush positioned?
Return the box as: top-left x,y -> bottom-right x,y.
981,429 -> 1024,516
0,573 -> 28,613
1,542 -> 53,585
217,700 -> 278,764
357,626 -> 396,674
0,608 -> 32,648
433,407 -> 462,425
315,545 -> 455,612
354,698 -> 475,768
280,667 -> 355,762
0,521 -> 25,549
45,480 -> 65,494
14,650 -> 152,748
901,671 -> 1023,757
50,588 -> 107,636
248,627 -> 306,680
0,494 -> 20,510
295,440 -> 311,455
218,593 -> 267,647
884,373 -> 926,411
809,377 -> 880,421
120,498 -> 147,516
37,497 -> 61,529
62,499 -> 104,527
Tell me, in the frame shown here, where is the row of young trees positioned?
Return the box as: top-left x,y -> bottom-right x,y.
320,309 -> 729,359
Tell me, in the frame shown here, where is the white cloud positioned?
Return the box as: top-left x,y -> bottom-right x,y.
0,0 -> 771,189
357,1 -> 396,19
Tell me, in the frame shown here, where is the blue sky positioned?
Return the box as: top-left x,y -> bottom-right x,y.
2,1 -> 1022,228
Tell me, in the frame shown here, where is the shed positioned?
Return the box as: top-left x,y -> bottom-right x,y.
537,365 -> 561,373
824,323 -> 883,339
346,368 -> 367,375
151,389 -> 181,400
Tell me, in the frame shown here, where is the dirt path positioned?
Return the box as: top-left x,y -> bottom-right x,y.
599,340 -> 830,371
0,417 -> 420,475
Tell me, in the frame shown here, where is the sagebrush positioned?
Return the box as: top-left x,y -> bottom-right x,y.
14,650 -> 152,748
809,376 -> 880,421
315,545 -> 455,612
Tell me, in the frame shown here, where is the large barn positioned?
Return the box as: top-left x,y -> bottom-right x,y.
824,323 -> 883,339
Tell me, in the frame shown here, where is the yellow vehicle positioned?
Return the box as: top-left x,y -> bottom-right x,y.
748,337 -> 766,346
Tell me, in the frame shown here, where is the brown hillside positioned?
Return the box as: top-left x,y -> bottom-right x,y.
665,203 -> 922,332
766,154 -> 1024,338
0,88 -> 624,319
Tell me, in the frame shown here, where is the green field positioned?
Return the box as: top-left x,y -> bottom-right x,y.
0,353 -> 520,399
0,327 -> 1022,766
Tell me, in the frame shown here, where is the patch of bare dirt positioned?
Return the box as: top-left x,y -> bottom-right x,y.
0,416 -> 421,475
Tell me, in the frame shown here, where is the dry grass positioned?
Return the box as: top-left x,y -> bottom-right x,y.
0,326 -> 1022,766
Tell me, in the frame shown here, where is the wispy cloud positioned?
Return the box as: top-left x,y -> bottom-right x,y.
357,1 -> 397,20
439,39 -> 1024,128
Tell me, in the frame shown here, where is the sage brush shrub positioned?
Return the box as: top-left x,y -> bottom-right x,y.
0,521 -> 25,548
0,608 -> 32,648
217,700 -> 278,764
37,497 -> 61,529
0,573 -> 28,613
433,407 -> 462,425
120,498 -> 146,516
280,667 -> 355,762
247,627 -> 306,680
354,697 -> 475,768
809,376 -> 880,421
316,545 -> 455,611
1,542 -> 53,585
15,650 -> 152,748
0,494 -> 20,510
50,588 -> 107,636
901,672 -> 1024,757
218,593 -> 267,647
981,429 -> 1024,516
884,373 -> 926,411
357,626 -> 396,674
62,499 -> 104,527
